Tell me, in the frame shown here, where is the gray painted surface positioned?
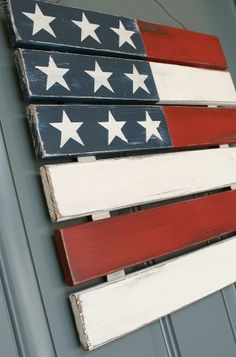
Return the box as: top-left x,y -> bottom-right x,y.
0,278 -> 19,357
0,0 -> 236,356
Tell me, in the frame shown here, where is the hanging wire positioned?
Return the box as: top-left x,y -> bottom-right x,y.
152,0 -> 187,29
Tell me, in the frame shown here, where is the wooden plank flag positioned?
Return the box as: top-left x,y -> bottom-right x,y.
15,49 -> 236,104
4,0 -> 227,69
28,105 -> 236,158
40,148 -> 236,222
6,0 -> 236,348
70,236 -> 236,350
56,190 -> 236,286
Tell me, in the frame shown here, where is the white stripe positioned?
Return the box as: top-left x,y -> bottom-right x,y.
150,62 -> 236,105
40,148 -> 236,222
70,236 -> 236,350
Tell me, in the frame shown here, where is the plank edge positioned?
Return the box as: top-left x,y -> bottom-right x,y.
70,236 -> 236,349
70,294 -> 90,351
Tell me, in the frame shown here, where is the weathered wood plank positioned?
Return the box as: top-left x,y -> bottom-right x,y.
3,0 -> 145,57
40,148 -> 236,222
138,20 -> 227,69
28,104 -> 172,158
28,105 -> 236,158
4,0 -> 227,69
149,62 -> 236,105
56,190 -> 236,286
70,236 -> 236,350
164,106 -> 236,148
15,49 -> 236,104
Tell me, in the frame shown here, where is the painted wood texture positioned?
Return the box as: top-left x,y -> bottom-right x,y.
4,0 -> 227,69
15,49 -> 236,104
138,20 -> 227,69
70,236 -> 236,350
28,105 -> 236,158
149,62 -> 236,105
164,106 -> 236,148
40,148 -> 236,222
55,190 -> 236,286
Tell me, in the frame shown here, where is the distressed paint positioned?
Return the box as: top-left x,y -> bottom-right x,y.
149,61 -> 236,105
15,49 -> 236,104
164,106 -> 236,148
3,0 -> 227,69
27,105 -> 236,158
4,0 -> 145,57
137,20 -> 227,69
70,236 -> 236,350
27,104 -> 171,158
56,189 -> 236,286
40,148 -> 236,222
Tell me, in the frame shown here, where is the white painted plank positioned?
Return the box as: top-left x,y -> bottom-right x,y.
150,62 -> 236,105
70,236 -> 236,350
40,148 -> 236,222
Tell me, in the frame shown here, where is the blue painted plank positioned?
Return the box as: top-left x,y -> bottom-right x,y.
27,104 -> 172,158
15,49 -> 158,103
3,0 -> 145,58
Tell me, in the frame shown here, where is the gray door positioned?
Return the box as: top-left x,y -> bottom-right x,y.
0,1 -> 236,356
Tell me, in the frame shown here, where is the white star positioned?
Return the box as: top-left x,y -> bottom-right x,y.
110,20 -> 136,49
85,61 -> 114,93
99,111 -> 128,145
50,111 -> 84,148
35,56 -> 70,91
72,12 -> 101,44
22,4 -> 56,37
138,112 -> 163,142
124,65 -> 150,94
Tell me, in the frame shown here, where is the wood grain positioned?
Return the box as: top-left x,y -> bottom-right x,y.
15,49 -> 236,105
138,20 -> 227,69
164,106 -> 236,148
70,236 -> 236,350
149,62 -> 236,105
40,148 -> 236,222
4,0 -> 227,69
28,105 -> 236,158
56,190 -> 236,286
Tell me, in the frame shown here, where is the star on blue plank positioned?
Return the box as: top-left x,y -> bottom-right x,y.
27,105 -> 173,158
50,111 -> 84,148
99,111 -> 128,145
16,49 -> 159,102
35,56 -> 70,91
138,112 -> 163,142
22,3 -> 56,37
6,0 -> 146,58
72,12 -> 101,44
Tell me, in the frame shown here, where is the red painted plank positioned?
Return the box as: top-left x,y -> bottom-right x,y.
55,190 -> 236,286
164,107 -> 236,148
138,20 -> 227,70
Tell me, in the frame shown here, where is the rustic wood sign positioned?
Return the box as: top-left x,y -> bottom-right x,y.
40,148 -> 236,222
28,105 -> 236,158
15,49 -> 236,104
4,1 -> 236,351
4,0 -> 227,69
55,189 -> 236,286
70,236 -> 236,350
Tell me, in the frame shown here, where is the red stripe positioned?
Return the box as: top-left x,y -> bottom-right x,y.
55,190 -> 236,286
138,20 -> 227,70
164,107 -> 236,148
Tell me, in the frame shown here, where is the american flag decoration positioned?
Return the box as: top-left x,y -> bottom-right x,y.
4,0 -> 227,68
28,105 -> 236,158
16,49 -> 236,104
4,0 -> 236,352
